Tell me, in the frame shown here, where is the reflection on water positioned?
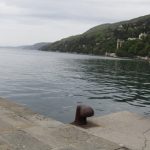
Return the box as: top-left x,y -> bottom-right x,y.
0,48 -> 150,123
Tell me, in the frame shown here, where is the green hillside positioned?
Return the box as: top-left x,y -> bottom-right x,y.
41,14 -> 150,57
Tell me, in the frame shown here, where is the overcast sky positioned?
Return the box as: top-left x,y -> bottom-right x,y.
0,0 -> 149,46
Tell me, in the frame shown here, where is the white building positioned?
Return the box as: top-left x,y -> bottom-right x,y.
128,38 -> 137,41
117,39 -> 124,49
139,33 -> 147,40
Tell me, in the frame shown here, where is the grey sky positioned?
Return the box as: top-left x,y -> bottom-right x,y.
0,0 -> 149,46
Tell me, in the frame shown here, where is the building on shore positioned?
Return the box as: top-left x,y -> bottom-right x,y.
139,32 -> 147,40
116,39 -> 124,49
128,37 -> 137,41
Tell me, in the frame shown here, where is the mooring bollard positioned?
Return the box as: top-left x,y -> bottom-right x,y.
74,105 -> 94,125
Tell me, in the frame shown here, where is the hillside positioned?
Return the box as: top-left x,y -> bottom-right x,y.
15,42 -> 50,50
18,42 -> 51,50
40,14 -> 150,57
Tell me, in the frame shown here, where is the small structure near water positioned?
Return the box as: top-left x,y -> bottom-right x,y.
105,52 -> 117,57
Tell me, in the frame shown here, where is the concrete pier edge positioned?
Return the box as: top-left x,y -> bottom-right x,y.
0,97 -> 149,150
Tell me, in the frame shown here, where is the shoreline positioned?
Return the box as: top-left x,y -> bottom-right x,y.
40,49 -> 150,63
105,52 -> 150,63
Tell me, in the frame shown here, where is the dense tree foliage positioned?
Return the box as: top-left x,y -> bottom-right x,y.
116,35 -> 150,57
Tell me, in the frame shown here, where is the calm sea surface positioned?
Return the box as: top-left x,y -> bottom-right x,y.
0,48 -> 150,123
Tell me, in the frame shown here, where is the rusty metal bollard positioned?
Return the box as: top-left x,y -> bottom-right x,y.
74,105 -> 94,125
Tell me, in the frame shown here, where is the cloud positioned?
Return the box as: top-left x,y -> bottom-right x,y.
0,2 -> 21,17
0,0 -> 149,45
2,0 -> 149,23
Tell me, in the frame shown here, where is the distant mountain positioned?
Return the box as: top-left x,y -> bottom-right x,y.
19,42 -> 51,50
0,42 -> 51,50
40,14 -> 150,57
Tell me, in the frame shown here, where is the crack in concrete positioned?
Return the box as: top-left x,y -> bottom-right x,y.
114,147 -> 130,150
143,128 -> 150,134
142,136 -> 147,150
142,128 -> 150,150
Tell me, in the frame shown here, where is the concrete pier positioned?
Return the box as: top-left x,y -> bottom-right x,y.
1,97 -> 148,150
87,111 -> 150,150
